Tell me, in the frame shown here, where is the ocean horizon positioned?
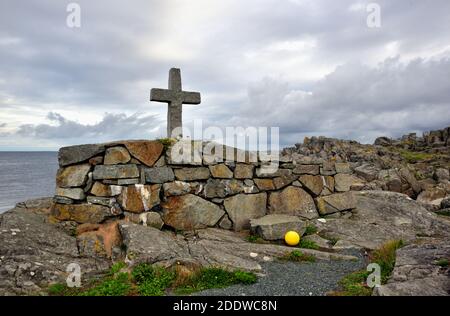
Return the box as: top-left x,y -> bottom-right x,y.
0,151 -> 58,213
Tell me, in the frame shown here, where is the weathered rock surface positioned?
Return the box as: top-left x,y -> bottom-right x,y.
298,175 -> 323,196
174,167 -> 210,181
374,238 -> 450,296
117,184 -> 161,213
59,144 -> 105,166
104,146 -> 131,165
122,140 -> 164,167
315,191 -> 450,249
316,192 -> 357,215
224,193 -> 267,231
250,215 -> 306,240
269,187 -> 319,220
56,164 -> 91,188
0,206 -> 110,295
334,174 -> 364,192
93,164 -> 139,180
209,164 -> 233,179
55,187 -> 85,200
234,164 -> 254,179
162,194 -> 225,230
51,203 -> 114,223
144,166 -> 175,183
119,224 -> 357,271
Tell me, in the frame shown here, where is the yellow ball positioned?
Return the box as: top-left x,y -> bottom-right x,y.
284,231 -> 300,246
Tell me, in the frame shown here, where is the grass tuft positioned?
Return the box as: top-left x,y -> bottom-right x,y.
436,259 -> 449,267
330,239 -> 404,296
298,239 -> 319,250
304,225 -> 318,236
280,250 -> 316,263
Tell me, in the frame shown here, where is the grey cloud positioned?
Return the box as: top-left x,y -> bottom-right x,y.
16,112 -> 162,142
216,56 -> 450,144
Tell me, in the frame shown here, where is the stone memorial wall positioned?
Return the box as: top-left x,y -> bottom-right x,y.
51,139 -> 365,234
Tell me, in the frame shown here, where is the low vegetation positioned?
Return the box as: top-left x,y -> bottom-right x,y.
398,149 -> 435,163
329,239 -> 404,296
279,250 -> 316,263
245,234 -> 267,244
436,259 -> 449,268
304,224 -> 318,236
298,239 -> 319,250
47,262 -> 257,296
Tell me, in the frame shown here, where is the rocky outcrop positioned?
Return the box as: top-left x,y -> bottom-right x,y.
315,191 -> 450,250
374,238 -> 450,296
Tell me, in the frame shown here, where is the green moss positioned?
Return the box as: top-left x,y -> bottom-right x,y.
298,239 -> 319,250
332,270 -> 373,296
436,259 -> 449,267
399,150 -> 435,163
174,268 -> 257,295
279,250 -> 316,263
304,225 -> 318,236
436,209 -> 450,217
157,138 -> 177,151
47,283 -> 79,296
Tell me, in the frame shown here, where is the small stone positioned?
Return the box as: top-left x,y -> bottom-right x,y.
140,212 -> 164,229
117,178 -> 140,185
174,167 -> 210,181
56,164 -> 91,188
234,164 -> 255,179
93,164 -> 139,180
84,172 -> 93,192
55,187 -> 85,200
293,165 -> 319,175
335,163 -> 351,174
104,146 -> 131,165
144,166 -> 175,183
86,196 -> 116,207
90,182 -> 122,197
89,156 -> 103,165
250,214 -> 306,240
209,164 -> 233,179
250,252 -> 258,258
53,196 -> 74,205
254,178 -> 275,191
218,215 -> 233,230
163,181 -> 191,196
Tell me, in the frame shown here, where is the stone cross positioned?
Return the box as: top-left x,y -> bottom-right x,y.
150,68 -> 201,138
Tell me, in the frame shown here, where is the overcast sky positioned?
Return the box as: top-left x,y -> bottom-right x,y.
1,0 -> 449,150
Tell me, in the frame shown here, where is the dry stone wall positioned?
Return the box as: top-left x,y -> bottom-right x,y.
51,139 -> 367,233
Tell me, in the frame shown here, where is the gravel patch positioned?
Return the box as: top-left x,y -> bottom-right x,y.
195,249 -> 367,296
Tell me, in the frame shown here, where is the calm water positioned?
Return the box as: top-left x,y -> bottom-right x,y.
0,152 -> 58,213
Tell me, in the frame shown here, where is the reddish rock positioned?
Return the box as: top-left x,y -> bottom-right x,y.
123,140 -> 164,167
118,184 -> 161,213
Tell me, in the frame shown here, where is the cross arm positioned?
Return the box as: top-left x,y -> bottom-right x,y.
182,91 -> 201,104
150,88 -> 176,102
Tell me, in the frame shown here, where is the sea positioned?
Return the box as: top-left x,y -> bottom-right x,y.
0,152 -> 58,213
